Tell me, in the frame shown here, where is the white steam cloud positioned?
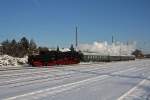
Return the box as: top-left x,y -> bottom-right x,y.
78,41 -> 136,56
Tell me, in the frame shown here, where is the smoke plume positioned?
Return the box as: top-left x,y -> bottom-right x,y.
78,41 -> 136,56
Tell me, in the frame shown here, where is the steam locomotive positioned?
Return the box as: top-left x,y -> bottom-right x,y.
28,50 -> 83,67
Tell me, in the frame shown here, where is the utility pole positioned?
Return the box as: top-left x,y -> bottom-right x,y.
112,35 -> 114,44
75,26 -> 78,48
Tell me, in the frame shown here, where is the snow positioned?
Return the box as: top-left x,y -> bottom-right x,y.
0,55 -> 28,68
119,77 -> 150,100
60,48 -> 71,52
49,48 -> 71,52
0,59 -> 150,100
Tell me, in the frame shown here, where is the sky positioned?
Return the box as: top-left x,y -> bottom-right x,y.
0,0 -> 150,53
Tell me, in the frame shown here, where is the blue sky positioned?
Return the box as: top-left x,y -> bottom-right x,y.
0,0 -> 150,52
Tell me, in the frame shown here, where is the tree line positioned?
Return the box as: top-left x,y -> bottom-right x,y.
0,37 -> 76,58
1,37 -> 37,58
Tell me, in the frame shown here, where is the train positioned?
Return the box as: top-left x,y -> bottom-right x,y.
82,53 -> 135,62
28,50 -> 83,67
28,50 -> 135,67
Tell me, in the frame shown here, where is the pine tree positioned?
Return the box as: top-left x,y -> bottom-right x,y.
20,37 -> 29,50
10,39 -> 17,57
19,37 -> 29,56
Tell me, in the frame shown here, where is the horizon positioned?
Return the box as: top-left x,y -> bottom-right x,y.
0,0 -> 150,53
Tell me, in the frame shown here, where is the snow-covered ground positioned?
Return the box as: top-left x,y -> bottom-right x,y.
0,59 -> 150,100
0,55 -> 28,68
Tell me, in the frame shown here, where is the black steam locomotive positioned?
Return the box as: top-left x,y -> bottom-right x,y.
28,50 -> 83,67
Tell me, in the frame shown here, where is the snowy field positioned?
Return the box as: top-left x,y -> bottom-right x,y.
0,59 -> 150,100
